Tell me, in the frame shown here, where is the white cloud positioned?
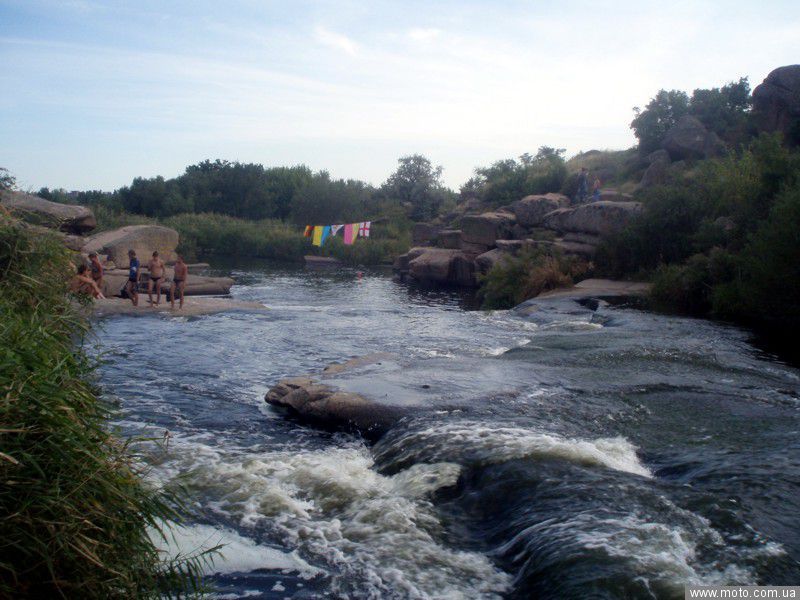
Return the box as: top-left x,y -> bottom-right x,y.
407,27 -> 441,42
313,26 -> 359,56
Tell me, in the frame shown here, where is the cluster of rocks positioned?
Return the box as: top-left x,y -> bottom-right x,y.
1,190 -> 233,297
394,192 -> 642,287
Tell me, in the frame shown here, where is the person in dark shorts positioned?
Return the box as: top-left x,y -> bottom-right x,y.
125,249 -> 140,306
576,167 -> 589,203
147,251 -> 165,307
170,255 -> 188,309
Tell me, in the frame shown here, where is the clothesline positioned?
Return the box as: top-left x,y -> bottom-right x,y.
304,222 -> 371,247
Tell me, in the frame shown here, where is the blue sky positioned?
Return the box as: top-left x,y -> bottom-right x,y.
1,0 -> 798,191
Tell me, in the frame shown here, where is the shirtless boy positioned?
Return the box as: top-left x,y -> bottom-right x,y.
70,264 -> 105,299
88,252 -> 104,293
170,255 -> 188,309
147,251 -> 165,306
125,249 -> 140,306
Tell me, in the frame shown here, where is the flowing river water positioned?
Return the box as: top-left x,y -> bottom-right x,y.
92,261 -> 800,599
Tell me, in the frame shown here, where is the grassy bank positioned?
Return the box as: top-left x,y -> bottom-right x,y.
93,206 -> 409,266
0,214 -> 210,598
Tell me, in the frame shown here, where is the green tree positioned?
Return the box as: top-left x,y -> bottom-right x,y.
689,77 -> 751,146
381,154 -> 451,221
469,146 -> 567,207
630,89 -> 690,154
0,168 -> 16,191
290,172 -> 374,225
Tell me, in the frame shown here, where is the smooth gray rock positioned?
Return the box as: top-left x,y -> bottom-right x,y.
752,64 -> 800,144
1,190 -> 96,234
475,248 -> 512,275
265,377 -> 405,439
510,193 -> 570,227
82,225 -> 179,269
407,248 -> 477,286
662,115 -> 724,160
542,201 -> 642,236
461,211 -> 516,247
438,229 -> 462,249
412,223 -> 442,245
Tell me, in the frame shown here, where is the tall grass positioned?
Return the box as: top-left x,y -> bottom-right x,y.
163,213 -> 309,262
0,213 -> 213,598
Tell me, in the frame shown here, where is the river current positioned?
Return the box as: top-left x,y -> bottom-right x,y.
92,261 -> 800,599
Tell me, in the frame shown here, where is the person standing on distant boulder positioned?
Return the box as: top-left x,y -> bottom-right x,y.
147,251 -> 165,307
125,249 -> 140,306
592,176 -> 602,201
88,252 -> 104,294
170,255 -> 188,310
576,167 -> 589,203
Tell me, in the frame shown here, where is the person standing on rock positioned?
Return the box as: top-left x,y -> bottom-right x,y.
170,255 -> 188,310
592,176 -> 602,201
147,251 -> 165,306
125,249 -> 140,306
88,252 -> 104,295
576,168 -> 589,203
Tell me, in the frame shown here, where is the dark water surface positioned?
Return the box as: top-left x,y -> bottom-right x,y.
92,261 -> 800,599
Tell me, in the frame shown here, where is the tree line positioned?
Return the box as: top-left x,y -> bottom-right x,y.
35,147 -> 575,226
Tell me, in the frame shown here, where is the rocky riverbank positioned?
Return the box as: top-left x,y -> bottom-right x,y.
393,192 -> 642,287
1,190 -> 235,297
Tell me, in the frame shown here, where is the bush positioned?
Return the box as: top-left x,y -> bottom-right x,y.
0,214 -> 212,598
93,204 -> 158,232
468,147 -> 568,208
478,247 -> 589,309
650,254 -> 713,314
739,183 -> 800,327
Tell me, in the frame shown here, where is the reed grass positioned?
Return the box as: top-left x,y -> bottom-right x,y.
0,213 -> 214,598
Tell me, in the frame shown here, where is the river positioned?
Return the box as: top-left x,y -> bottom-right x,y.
92,260 -> 800,599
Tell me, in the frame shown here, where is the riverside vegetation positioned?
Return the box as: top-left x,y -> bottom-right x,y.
0,213 -> 216,598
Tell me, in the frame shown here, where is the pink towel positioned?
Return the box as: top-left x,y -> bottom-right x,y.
343,223 -> 356,245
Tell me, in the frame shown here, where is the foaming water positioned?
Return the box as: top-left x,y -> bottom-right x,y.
375,423 -> 652,478
93,260 -> 800,598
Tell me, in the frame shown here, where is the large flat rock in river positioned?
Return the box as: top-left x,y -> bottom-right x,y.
535,279 -> 651,300
265,354 -> 530,439
91,296 -> 266,318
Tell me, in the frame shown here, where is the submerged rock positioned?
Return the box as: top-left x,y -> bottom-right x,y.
265,377 -> 406,439
1,190 -> 96,234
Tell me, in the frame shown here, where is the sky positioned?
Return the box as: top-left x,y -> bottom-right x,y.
1,0 -> 799,192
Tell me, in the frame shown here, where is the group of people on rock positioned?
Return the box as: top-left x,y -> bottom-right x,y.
575,167 -> 602,204
71,249 -> 189,309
